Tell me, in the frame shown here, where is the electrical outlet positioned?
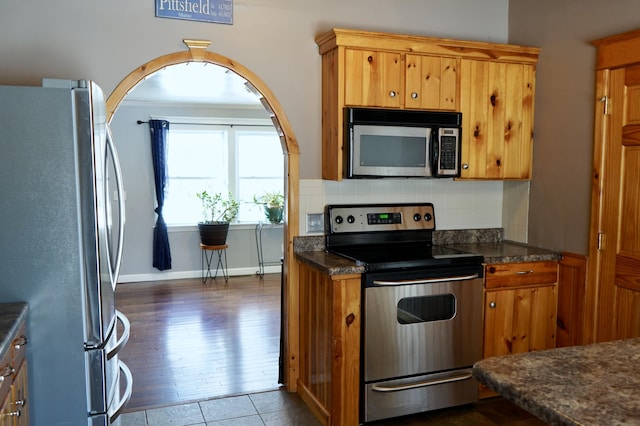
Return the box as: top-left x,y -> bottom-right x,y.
306,213 -> 324,234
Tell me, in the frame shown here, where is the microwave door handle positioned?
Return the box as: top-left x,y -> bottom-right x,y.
431,129 -> 439,176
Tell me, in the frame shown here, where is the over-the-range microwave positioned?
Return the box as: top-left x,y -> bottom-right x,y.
344,107 -> 462,178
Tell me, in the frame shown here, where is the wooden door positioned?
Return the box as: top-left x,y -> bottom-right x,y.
590,63 -> 640,341
12,363 -> 27,426
459,59 -> 535,179
484,285 -> 557,358
404,55 -> 457,110
344,49 -> 402,108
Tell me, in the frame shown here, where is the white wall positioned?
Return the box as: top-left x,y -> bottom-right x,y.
509,0 -> 640,255
1,0 -> 508,180
298,179 -> 505,234
1,0 -> 518,280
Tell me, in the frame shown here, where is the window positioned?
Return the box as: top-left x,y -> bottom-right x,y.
163,122 -> 283,225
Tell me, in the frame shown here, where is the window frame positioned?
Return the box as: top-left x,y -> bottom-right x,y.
155,115 -> 283,227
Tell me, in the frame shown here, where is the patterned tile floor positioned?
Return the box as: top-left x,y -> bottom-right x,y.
119,389 -> 546,426
119,389 -> 320,426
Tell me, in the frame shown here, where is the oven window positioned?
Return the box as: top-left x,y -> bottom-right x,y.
397,294 -> 456,324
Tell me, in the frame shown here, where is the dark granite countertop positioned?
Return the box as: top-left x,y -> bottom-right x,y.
473,338 -> 640,426
447,241 -> 562,264
0,303 -> 28,358
293,229 -> 561,275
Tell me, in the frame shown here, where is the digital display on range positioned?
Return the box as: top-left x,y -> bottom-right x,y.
367,212 -> 402,224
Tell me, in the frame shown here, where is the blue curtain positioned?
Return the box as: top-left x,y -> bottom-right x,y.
149,120 -> 172,270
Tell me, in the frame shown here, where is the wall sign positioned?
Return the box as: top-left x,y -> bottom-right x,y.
155,0 -> 233,25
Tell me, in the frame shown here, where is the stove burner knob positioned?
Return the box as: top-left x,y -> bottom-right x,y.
413,213 -> 421,222
424,213 -> 433,221
335,215 -> 343,224
347,215 -> 355,224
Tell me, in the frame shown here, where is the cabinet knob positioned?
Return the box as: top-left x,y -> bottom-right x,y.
13,335 -> 28,350
462,163 -> 469,170
389,91 -> 397,98
411,92 -> 418,99
489,301 -> 496,309
0,365 -> 14,380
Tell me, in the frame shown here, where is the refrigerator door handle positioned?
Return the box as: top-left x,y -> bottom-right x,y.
106,125 -> 126,285
107,361 -> 133,423
107,311 -> 130,360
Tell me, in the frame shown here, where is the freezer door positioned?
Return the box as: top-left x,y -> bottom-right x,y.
86,311 -> 131,417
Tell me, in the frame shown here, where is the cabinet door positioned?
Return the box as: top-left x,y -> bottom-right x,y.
405,55 -> 457,110
460,59 -> 535,179
0,392 -> 12,426
12,363 -> 27,426
344,48 -> 403,108
484,285 -> 557,358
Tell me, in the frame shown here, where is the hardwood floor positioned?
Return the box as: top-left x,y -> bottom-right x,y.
115,274 -> 282,412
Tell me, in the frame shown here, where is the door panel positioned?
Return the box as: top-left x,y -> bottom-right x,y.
592,63 -> 640,341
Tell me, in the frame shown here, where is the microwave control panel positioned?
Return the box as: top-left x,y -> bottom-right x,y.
435,128 -> 460,176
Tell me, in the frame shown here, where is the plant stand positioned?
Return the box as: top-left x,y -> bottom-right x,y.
255,222 -> 283,278
200,243 -> 228,284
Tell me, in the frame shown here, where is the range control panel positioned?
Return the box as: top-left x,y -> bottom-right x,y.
326,203 -> 435,234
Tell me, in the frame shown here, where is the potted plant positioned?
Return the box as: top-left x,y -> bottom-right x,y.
253,190 -> 285,224
196,190 -> 240,245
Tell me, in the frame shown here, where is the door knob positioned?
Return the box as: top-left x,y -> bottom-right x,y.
489,301 -> 496,309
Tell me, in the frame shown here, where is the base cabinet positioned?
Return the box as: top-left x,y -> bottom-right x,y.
0,321 -> 28,426
481,261 -> 558,397
297,261 -> 361,426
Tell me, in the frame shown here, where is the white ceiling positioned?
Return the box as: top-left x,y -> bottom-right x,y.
123,62 -> 263,108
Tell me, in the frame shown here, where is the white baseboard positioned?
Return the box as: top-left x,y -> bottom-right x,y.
118,265 -> 282,284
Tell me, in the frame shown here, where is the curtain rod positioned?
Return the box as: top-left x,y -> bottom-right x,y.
136,120 -> 268,127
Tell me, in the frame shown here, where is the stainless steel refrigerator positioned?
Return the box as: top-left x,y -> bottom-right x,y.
0,79 -> 132,425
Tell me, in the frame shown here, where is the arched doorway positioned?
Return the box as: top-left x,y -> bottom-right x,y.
106,39 -> 300,393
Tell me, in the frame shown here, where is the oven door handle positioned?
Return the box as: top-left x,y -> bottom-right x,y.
372,273 -> 479,286
371,371 -> 473,393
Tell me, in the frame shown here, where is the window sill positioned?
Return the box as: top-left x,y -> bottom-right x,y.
167,223 -> 265,233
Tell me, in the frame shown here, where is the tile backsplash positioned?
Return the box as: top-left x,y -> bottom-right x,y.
298,178 -> 529,243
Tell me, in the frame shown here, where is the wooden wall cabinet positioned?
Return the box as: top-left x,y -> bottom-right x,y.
0,322 -> 29,426
297,261 -> 361,426
459,60 -> 537,179
343,49 -> 458,110
315,28 -> 539,181
483,261 -> 558,359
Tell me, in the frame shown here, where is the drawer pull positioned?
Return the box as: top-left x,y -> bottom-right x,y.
515,270 -> 534,275
0,365 -> 14,380
489,301 -> 496,309
13,335 -> 28,350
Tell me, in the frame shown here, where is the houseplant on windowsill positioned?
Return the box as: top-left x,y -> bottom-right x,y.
253,191 -> 284,224
196,191 -> 240,245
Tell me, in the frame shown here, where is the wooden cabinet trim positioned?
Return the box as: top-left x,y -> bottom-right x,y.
593,28 -> 640,70
316,28 -> 540,63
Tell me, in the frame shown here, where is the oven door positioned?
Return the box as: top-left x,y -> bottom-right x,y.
363,266 -> 483,382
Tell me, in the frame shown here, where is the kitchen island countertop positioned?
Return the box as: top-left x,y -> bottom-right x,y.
0,302 -> 28,358
473,338 -> 640,425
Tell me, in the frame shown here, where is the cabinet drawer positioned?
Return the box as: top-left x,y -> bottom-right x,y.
485,261 -> 558,289
0,345 -> 12,405
11,322 -> 28,372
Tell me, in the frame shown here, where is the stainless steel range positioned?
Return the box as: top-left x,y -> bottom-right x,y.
324,203 -> 484,423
